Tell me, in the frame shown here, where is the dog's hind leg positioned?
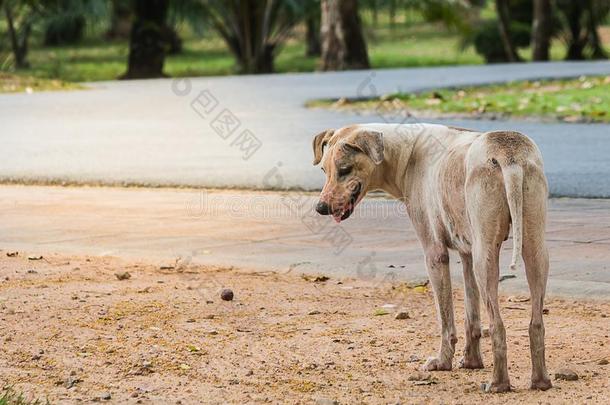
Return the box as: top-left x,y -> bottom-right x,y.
466,172 -> 512,392
421,244 -> 456,371
522,173 -> 552,390
459,252 -> 484,369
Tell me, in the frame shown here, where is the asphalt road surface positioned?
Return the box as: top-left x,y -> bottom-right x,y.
2,61 -> 610,196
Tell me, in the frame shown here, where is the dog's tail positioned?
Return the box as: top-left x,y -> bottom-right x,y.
501,163 -> 524,271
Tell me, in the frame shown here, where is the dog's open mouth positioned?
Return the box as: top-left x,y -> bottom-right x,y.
332,183 -> 362,223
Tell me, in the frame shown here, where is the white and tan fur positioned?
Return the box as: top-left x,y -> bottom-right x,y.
312,123 -> 551,392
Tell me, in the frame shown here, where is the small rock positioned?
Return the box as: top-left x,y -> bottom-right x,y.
203,314 -> 215,319
64,375 -> 81,389
316,398 -> 338,405
27,269 -> 37,274
597,358 -> 608,365
6,252 -> 18,257
220,289 -> 234,301
408,371 -> 431,381
499,274 -> 517,282
481,327 -> 490,338
114,271 -> 131,280
543,308 -> 550,315
101,392 -> 111,400
206,330 -> 218,335
245,369 -> 254,376
407,354 -> 420,363
28,255 -> 43,261
313,275 -> 330,282
395,311 -> 410,320
554,368 -> 578,381
308,310 -> 321,315
508,296 -> 529,303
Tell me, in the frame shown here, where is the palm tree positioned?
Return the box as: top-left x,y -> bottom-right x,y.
198,0 -> 305,74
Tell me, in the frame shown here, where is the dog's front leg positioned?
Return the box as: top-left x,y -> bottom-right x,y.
422,244 -> 456,371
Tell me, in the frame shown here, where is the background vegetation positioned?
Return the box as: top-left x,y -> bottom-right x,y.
0,0 -> 609,91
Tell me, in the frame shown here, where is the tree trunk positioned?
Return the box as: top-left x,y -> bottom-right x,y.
389,0 -> 396,29
305,13 -> 321,57
495,0 -> 521,62
564,1 -> 586,60
321,0 -> 370,71
122,0 -> 169,79
585,0 -> 607,60
4,3 -> 30,68
106,0 -> 132,40
532,0 -> 551,61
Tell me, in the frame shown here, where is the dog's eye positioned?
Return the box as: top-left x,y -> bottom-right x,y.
338,166 -> 352,177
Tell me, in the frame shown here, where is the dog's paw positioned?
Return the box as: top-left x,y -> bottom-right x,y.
458,355 -> 484,369
421,356 -> 452,371
480,381 -> 511,393
530,378 -> 552,391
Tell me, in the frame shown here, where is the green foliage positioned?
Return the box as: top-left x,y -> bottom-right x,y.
473,19 -> 531,63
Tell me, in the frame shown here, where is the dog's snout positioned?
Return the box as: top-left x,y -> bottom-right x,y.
315,201 -> 331,215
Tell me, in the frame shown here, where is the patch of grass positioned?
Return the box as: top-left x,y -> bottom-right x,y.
312,75 -> 610,123
2,20 -> 482,86
0,72 -> 83,93
0,387 -> 49,405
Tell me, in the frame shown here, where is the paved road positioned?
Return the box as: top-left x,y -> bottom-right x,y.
1,186 -> 608,298
1,62 -> 610,196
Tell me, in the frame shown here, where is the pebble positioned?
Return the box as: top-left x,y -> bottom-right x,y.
554,368 -> 579,381
394,311 -> 410,320
220,289 -> 234,301
63,375 -> 81,389
407,354 -> 420,363
315,398 -> 338,405
408,371 -> 431,381
308,310 -> 321,315
114,271 -> 131,280
101,392 -> 111,400
597,358 -> 608,365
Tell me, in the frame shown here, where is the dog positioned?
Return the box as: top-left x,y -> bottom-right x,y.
312,123 -> 552,392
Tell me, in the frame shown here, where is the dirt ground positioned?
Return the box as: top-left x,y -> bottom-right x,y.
0,252 -> 608,404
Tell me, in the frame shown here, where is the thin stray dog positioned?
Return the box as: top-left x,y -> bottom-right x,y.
312,123 -> 551,392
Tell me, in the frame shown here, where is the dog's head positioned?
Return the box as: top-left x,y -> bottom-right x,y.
312,126 -> 384,222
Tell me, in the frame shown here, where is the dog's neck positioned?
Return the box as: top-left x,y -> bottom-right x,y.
370,125 -> 445,203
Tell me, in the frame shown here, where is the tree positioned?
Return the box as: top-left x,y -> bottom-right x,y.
105,0 -> 132,40
305,4 -> 321,57
320,0 -> 370,71
199,0 -> 304,74
122,0 -> 169,79
495,0 -> 522,62
556,0 -> 609,60
43,0 -> 87,46
532,0 -> 551,60
3,0 -> 35,68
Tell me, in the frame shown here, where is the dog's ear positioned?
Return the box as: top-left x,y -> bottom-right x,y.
312,129 -> 335,165
345,130 -> 384,165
